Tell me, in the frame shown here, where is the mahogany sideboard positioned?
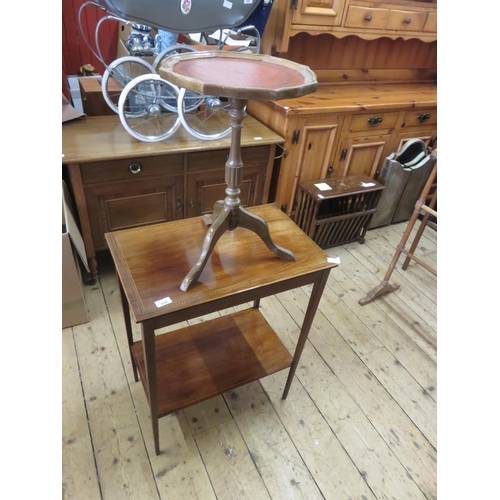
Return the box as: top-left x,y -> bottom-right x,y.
105,203 -> 336,454
62,114 -> 284,281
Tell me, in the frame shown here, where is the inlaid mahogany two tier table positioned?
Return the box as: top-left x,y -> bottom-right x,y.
105,204 -> 337,455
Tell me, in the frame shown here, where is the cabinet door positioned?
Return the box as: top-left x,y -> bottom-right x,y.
285,115 -> 343,215
337,134 -> 393,178
393,129 -> 437,152
85,176 -> 184,251
186,146 -> 271,218
186,165 -> 266,217
291,0 -> 346,27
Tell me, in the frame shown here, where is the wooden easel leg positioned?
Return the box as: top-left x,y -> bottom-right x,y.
402,190 -> 437,271
358,280 -> 401,305
180,205 -> 232,291
359,200 -> 424,305
237,206 -> 296,261
359,158 -> 437,306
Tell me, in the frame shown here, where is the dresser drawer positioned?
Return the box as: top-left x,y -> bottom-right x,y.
386,10 -> 426,31
402,109 -> 437,128
187,145 -> 270,173
81,154 -> 184,184
344,6 -> 389,29
350,112 -> 400,132
423,12 -> 437,33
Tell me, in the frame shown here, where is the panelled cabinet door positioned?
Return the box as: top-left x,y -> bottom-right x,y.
291,0 -> 347,27
284,115 -> 343,215
85,176 -> 185,251
186,165 -> 266,217
186,145 -> 271,217
337,134 -> 393,178
393,129 -> 437,152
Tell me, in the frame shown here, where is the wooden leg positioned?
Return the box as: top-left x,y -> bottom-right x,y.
67,164 -> 99,283
282,269 -> 330,399
119,282 -> 138,382
202,200 -> 225,226
181,96 -> 297,291
141,320 -> 160,455
180,205 -> 232,292
86,258 -> 99,284
238,206 -> 296,262
358,198 -> 424,306
402,190 -> 437,271
359,161 -> 437,306
358,280 -> 401,305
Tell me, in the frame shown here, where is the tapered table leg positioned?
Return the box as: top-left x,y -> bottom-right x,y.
141,320 -> 160,456
282,269 -> 330,398
119,282 -> 138,382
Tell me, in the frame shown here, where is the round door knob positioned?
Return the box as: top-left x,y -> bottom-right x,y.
365,15 -> 372,21
128,162 -> 142,174
404,18 -> 412,24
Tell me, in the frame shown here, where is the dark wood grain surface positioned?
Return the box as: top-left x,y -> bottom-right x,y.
131,308 -> 293,418
106,204 -> 336,323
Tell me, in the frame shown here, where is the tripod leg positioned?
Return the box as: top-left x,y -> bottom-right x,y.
202,200 -> 225,226
180,205 -> 231,291
237,206 -> 296,261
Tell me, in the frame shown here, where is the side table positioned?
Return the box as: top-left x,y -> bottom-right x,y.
159,51 -> 318,291
105,204 -> 336,455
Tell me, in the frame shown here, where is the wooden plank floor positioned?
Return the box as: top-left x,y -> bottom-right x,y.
62,221 -> 437,500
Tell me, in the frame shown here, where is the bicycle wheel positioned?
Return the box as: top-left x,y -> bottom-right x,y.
177,87 -> 232,141
118,74 -> 182,142
102,56 -> 155,115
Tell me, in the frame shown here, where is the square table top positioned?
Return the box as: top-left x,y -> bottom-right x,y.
105,204 -> 336,323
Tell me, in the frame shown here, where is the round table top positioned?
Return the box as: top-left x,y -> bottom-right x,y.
158,51 -> 318,101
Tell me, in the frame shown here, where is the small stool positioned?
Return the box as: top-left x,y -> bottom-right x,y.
159,51 -> 317,291
294,174 -> 384,248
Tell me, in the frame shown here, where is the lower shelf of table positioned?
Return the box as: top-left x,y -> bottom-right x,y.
131,307 -> 293,418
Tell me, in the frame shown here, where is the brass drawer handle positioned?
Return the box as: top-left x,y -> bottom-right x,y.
368,116 -> 383,127
128,162 -> 142,174
404,18 -> 412,24
365,15 -> 372,21
418,113 -> 431,123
